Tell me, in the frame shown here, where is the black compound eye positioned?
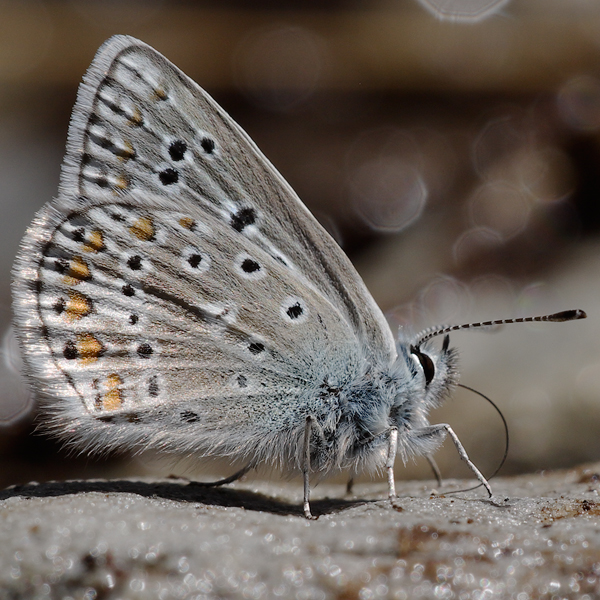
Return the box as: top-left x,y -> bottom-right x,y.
410,346 -> 435,386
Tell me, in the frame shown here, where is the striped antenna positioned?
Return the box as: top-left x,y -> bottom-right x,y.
413,309 -> 587,349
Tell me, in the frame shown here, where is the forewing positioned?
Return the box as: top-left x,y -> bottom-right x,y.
66,35 -> 395,361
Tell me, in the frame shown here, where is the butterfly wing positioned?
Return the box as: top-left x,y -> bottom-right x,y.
12,35 -> 396,459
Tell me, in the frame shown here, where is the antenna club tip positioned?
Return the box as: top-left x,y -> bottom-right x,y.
548,309 -> 587,322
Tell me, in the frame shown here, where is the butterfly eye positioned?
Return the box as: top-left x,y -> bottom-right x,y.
410,346 -> 435,386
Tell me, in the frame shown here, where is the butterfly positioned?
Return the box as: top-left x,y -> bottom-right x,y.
11,35 -> 585,518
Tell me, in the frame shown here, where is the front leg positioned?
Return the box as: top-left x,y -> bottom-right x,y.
411,423 -> 493,498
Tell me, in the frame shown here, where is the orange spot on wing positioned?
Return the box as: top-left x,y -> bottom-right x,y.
103,373 -> 123,411
179,217 -> 196,230
77,333 -> 104,365
82,229 -> 105,253
129,216 -> 155,241
63,256 -> 91,285
65,291 -> 92,321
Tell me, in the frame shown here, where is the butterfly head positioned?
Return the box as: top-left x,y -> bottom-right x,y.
409,333 -> 459,405
394,332 -> 459,420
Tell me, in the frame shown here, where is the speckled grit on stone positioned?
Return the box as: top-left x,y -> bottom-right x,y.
1,464 -> 599,599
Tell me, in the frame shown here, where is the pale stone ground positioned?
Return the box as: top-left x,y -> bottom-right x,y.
1,463 -> 599,600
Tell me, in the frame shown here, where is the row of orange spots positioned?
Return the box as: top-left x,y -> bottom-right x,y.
62,229 -> 102,366
58,215 -> 166,412
57,217 -> 156,413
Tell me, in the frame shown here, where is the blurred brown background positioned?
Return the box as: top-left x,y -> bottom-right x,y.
0,0 -> 599,490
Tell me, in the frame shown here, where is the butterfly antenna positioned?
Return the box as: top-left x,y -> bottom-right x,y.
442,383 -> 509,495
413,309 -> 586,348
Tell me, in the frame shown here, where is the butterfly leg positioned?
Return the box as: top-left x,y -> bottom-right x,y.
386,426 -> 398,499
418,424 -> 493,498
346,477 -> 354,495
189,464 -> 252,488
425,453 -> 443,487
302,415 -> 317,519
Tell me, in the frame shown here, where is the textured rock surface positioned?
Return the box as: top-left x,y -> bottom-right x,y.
1,463 -> 600,599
